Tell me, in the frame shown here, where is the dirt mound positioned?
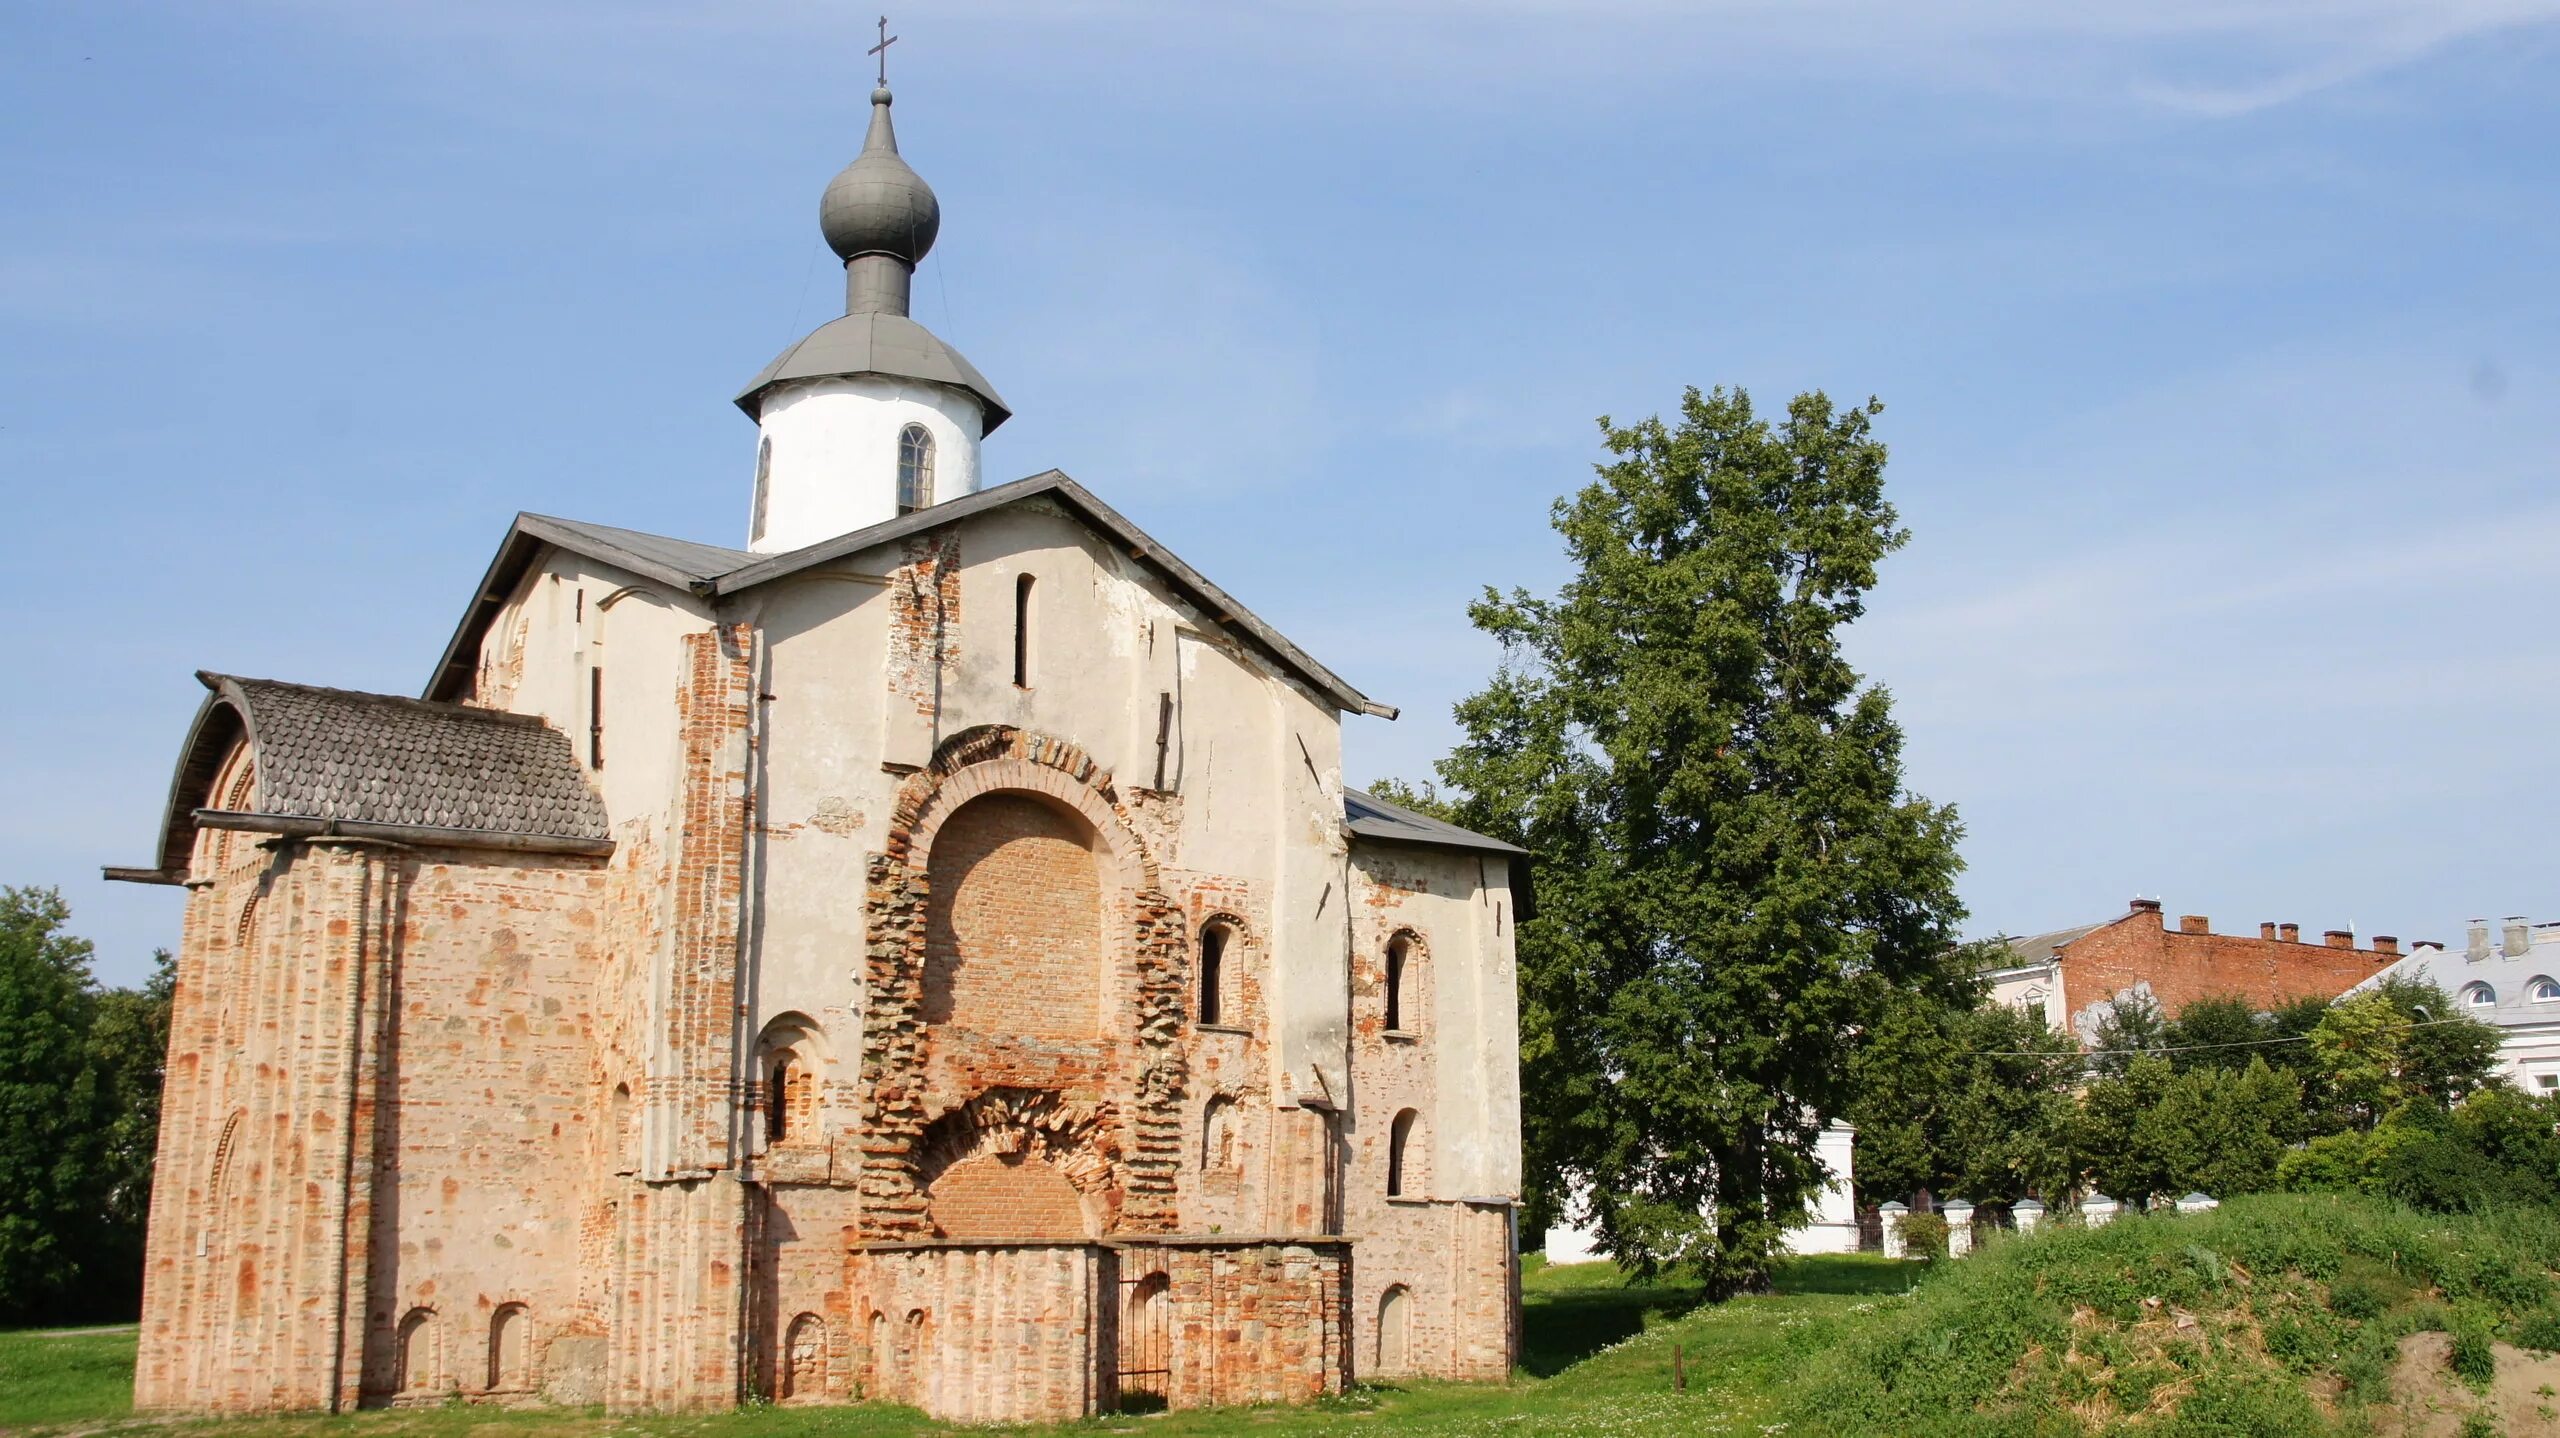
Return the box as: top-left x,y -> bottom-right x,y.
2379,1332 -> 2560,1436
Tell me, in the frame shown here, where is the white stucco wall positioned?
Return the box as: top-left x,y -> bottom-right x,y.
1983,961 -> 2063,1032
1541,1122 -> 1861,1260
749,375 -> 984,553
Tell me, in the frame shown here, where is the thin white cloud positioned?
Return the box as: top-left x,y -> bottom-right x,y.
242,0 -> 2560,118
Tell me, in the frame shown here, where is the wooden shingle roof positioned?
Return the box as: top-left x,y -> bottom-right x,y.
115,672 -> 609,882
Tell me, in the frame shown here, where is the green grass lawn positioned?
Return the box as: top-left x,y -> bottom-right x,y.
0,1254 -> 1917,1437
0,1326 -> 139,1428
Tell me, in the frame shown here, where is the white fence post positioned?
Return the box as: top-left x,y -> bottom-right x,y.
2012,1198 -> 2045,1234
2083,1193 -> 2119,1227
1944,1199 -> 1975,1257
2176,1192 -> 2218,1215
1879,1201 -> 1908,1259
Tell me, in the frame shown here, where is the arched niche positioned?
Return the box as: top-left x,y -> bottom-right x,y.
919,791 -> 1104,1040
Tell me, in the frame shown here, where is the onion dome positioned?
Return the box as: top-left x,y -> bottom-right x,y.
819,88 -> 940,264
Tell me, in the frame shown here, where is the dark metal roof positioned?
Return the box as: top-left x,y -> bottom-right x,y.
1343,787 -> 1537,923
129,672 -> 609,879
1343,788 -> 1526,856
522,515 -> 754,587
427,472 -> 1394,720
735,310 -> 1011,432
1992,920 -> 2112,969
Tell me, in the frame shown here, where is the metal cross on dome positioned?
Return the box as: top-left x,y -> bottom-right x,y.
869,15 -> 898,87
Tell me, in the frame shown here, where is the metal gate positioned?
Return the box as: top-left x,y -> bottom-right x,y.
1113,1248 -> 1172,1409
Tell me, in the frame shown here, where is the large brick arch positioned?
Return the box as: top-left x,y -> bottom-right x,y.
919,793 -> 1104,1040
915,1088 -> 1116,1239
858,727 -> 1190,1240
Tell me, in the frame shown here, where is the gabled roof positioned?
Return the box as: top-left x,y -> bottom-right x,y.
1343,787 -> 1536,921
427,471 -> 1395,719
118,672 -> 610,882
1344,788 -> 1525,857
1989,919 -> 2113,971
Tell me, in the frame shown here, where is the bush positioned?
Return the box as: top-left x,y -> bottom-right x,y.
2327,1275 -> 2388,1321
1895,1211 -> 1951,1262
2512,1307 -> 2560,1353
2449,1305 -> 2500,1388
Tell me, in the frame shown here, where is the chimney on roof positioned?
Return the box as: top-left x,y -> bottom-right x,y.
2324,929 -> 2354,949
2178,914 -> 2209,935
2469,920 -> 2492,962
2259,922 -> 2278,941
2130,898 -> 2163,915
2280,923 -> 2301,943
2504,917 -> 2531,958
2373,936 -> 2399,958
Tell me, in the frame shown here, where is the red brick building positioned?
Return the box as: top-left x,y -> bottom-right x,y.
1986,898 -> 2400,1038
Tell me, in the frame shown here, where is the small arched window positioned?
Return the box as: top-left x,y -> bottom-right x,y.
1198,922 -> 1231,1027
769,1058 -> 795,1143
1387,1108 -> 1419,1198
750,436 -> 773,542
2531,977 -> 2560,1003
1012,574 -> 1035,688
2465,983 -> 2498,1008
1385,935 -> 1413,1033
896,424 -> 936,514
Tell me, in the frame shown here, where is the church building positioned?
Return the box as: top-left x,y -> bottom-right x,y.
108,74 -> 1526,1423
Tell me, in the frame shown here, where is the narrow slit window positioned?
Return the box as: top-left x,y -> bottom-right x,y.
896,424 -> 936,514
1385,937 -> 1408,1032
1012,574 -> 1034,688
588,665 -> 605,769
1199,923 -> 1228,1026
750,436 -> 773,542
768,1059 -> 791,1143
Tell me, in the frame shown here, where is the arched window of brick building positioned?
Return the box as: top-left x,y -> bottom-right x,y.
757,1015 -> 826,1149
486,1304 -> 529,1391
1377,1285 -> 1412,1374
1012,574 -> 1035,689
896,424 -> 936,514
1198,921 -> 1233,1026
1385,932 -> 1424,1034
751,437 -> 773,543
1387,1109 -> 1420,1198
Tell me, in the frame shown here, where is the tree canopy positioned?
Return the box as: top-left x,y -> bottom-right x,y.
1419,385 -> 1970,1293
0,887 -> 171,1324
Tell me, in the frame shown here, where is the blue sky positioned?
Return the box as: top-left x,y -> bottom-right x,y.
5,1 -> 2557,988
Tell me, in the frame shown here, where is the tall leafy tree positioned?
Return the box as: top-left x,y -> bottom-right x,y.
0,886 -> 107,1323
1426,386 -> 1968,1294
85,949 -> 175,1303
